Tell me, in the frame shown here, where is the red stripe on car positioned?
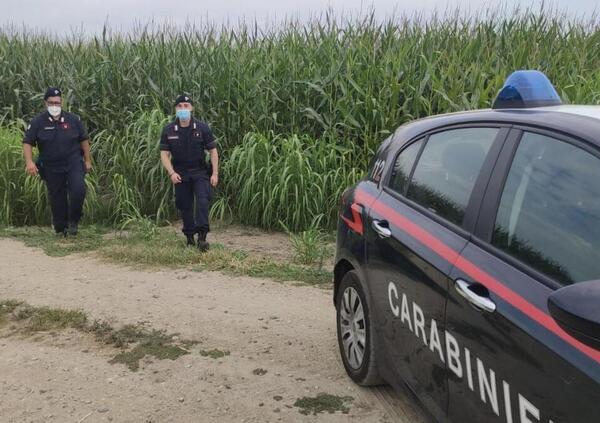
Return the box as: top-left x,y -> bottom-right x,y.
353,188 -> 600,364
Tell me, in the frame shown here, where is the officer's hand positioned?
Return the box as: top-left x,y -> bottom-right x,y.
170,172 -> 182,184
85,160 -> 93,173
25,161 -> 38,176
210,174 -> 219,187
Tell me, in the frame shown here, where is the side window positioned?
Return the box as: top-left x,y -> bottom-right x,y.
492,132 -> 600,285
389,139 -> 423,194
406,128 -> 498,226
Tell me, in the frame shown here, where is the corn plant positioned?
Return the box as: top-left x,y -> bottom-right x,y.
1,8 -> 600,230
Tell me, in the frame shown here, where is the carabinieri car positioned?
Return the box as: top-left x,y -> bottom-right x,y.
334,70 -> 600,423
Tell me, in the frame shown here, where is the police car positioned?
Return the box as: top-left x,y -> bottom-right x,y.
334,71 -> 600,423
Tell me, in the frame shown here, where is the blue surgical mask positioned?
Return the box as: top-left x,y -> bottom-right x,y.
176,109 -> 191,121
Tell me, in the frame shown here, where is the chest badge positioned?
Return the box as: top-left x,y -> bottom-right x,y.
61,123 -> 70,130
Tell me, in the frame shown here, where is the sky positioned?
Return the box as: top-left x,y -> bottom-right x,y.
1,0 -> 598,36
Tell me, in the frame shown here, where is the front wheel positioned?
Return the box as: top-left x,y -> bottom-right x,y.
336,270 -> 383,386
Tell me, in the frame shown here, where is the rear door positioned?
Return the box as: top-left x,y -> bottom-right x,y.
446,128 -> 600,423
365,126 -> 509,422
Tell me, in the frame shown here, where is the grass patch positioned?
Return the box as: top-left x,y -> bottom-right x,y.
0,224 -> 332,286
199,348 -> 230,359
283,223 -> 333,268
97,227 -> 332,286
0,300 -> 23,325
0,300 -> 196,371
19,307 -> 87,333
294,393 -> 354,415
0,225 -> 108,257
88,321 -> 169,348
110,339 -> 189,371
2,302 -> 88,333
243,261 -> 330,286
88,321 -> 193,371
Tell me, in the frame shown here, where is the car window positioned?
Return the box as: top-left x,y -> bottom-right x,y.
492,132 -> 600,285
406,128 -> 498,226
389,139 -> 423,195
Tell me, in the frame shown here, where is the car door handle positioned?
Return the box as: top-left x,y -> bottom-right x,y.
372,219 -> 392,238
454,279 -> 496,313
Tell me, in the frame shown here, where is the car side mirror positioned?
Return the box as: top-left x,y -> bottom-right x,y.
548,280 -> 600,351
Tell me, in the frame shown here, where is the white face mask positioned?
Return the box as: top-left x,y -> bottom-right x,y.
48,106 -> 61,117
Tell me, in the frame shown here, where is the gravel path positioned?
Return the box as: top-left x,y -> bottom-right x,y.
0,238 -> 428,423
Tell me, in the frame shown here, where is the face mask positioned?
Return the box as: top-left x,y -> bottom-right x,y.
176,109 -> 191,121
48,106 -> 61,117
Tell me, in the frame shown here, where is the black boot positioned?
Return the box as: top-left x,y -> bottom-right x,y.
55,227 -> 67,238
67,222 -> 78,236
186,234 -> 196,247
197,231 -> 209,252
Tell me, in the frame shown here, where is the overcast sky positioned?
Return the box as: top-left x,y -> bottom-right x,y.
2,0 -> 598,35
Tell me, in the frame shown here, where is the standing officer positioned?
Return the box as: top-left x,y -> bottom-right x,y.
22,88 -> 92,236
159,94 -> 219,251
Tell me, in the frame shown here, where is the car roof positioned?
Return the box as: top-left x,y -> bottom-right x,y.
535,105 -> 600,120
391,105 -> 600,149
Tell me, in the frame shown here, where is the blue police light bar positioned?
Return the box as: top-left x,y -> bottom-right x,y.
492,70 -> 562,109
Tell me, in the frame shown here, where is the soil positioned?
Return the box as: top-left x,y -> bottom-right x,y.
0,237 -> 429,423
211,224 -> 298,264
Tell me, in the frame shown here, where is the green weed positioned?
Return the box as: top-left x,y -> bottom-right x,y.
294,393 -> 354,415
200,349 -> 230,359
0,226 -> 332,286
282,222 -> 332,267
1,300 -> 194,371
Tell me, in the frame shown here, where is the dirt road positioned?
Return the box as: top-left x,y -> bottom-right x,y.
0,238 -> 428,423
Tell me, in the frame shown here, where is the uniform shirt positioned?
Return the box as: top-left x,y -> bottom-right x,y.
159,118 -> 217,173
23,112 -> 88,166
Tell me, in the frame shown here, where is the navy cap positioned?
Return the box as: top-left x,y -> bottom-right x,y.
44,87 -> 62,100
174,94 -> 192,106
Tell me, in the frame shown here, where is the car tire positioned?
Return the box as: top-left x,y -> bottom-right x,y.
336,270 -> 384,386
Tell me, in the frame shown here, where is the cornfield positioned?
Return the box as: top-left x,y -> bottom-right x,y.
1,9 -> 600,230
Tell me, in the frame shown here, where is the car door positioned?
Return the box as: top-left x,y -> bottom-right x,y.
446,128 -> 600,423
364,126 -> 508,422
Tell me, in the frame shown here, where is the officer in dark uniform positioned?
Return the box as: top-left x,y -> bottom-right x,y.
159,95 -> 219,251
22,88 -> 92,236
